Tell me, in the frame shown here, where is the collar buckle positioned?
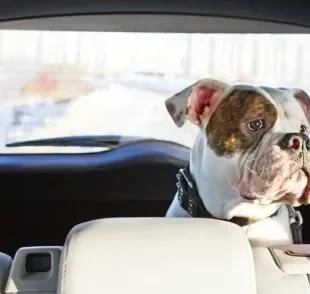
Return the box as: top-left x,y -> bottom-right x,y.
290,209 -> 303,227
288,205 -> 303,227
288,206 -> 303,244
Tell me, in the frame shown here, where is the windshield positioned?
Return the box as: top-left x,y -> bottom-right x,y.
0,31 -> 309,153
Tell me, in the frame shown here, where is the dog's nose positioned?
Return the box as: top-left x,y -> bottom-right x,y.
279,133 -> 310,151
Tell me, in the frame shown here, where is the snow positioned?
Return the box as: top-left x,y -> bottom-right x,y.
1,83 -> 198,153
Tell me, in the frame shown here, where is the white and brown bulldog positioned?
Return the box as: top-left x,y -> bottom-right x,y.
165,79 -> 310,247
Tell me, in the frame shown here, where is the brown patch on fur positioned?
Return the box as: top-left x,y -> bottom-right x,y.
206,90 -> 278,156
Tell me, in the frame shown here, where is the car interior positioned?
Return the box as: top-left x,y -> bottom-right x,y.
1,0 -> 310,293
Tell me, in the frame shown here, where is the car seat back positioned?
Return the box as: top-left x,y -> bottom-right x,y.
57,217 -> 256,294
5,247 -> 61,294
0,253 -> 11,294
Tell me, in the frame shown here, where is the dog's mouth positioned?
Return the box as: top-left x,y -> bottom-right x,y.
241,168 -> 310,205
240,195 -> 271,205
241,195 -> 257,201
240,195 -> 258,201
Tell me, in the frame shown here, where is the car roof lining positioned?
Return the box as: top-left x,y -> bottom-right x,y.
0,0 -> 308,26
0,0 -> 309,33
0,14 -> 309,33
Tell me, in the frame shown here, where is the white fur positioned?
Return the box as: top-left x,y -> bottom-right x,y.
166,196 -> 292,247
166,130 -> 291,247
165,83 -> 309,247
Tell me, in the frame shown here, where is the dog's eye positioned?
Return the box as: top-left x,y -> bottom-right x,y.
300,125 -> 307,133
248,119 -> 265,131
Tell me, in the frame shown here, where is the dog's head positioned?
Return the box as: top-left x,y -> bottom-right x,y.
165,79 -> 310,208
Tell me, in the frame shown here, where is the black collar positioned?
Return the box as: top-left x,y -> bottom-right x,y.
176,164 -> 303,243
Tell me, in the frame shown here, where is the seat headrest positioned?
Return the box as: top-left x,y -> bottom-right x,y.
57,218 -> 256,294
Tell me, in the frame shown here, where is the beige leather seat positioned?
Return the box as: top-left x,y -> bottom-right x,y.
4,218 -> 308,294
0,253 -> 12,294
57,217 -> 310,294
253,246 -> 310,293
57,218 -> 257,294
5,246 -> 61,294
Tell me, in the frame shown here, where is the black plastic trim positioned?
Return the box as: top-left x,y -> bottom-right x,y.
0,140 -> 190,172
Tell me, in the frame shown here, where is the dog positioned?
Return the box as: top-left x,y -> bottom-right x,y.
165,79 -> 310,247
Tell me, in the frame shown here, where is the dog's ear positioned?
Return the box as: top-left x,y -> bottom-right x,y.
165,79 -> 230,127
292,88 -> 310,121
